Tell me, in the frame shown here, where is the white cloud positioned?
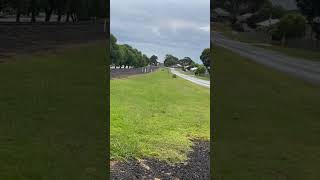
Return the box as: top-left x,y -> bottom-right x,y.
199,26 -> 210,32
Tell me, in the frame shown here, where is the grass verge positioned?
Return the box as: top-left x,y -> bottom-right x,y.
255,44 -> 320,62
213,46 -> 320,179
176,68 -> 210,81
214,22 -> 320,61
0,41 -> 107,180
111,69 -> 210,163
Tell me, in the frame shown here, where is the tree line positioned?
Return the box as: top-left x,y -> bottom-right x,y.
164,48 -> 210,75
111,34 -> 158,69
0,0 -> 107,22
214,0 -> 320,44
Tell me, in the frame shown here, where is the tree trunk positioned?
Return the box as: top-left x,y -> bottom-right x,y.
66,13 -> 70,22
281,33 -> 286,47
31,11 -> 36,22
45,9 -> 52,22
71,13 -> 77,22
16,8 -> 21,22
57,11 -> 62,22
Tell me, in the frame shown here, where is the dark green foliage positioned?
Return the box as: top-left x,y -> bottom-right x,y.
217,0 -> 267,23
172,74 -> 177,78
164,54 -> 179,67
200,48 -> 210,74
296,0 -> 320,40
276,13 -> 307,45
195,65 -> 206,75
247,2 -> 286,28
296,0 -> 320,22
110,33 -> 151,68
150,55 -> 158,66
1,0 -> 106,22
178,57 -> 195,67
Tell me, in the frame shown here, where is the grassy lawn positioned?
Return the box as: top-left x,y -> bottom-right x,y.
110,69 -> 210,163
213,46 -> 320,179
255,44 -> 320,62
176,68 -> 210,81
0,41 -> 107,180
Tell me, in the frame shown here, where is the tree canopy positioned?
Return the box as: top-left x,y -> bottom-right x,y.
111,34 -> 152,68
275,13 -> 307,45
200,48 -> 210,74
164,54 -> 179,67
0,0 -> 107,22
150,55 -> 158,66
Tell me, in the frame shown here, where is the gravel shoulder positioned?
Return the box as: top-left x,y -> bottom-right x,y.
111,140 -> 210,180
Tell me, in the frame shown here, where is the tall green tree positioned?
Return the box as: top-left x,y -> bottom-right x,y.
178,57 -> 194,66
164,54 -> 179,67
220,0 -> 266,23
296,0 -> 320,40
200,48 -> 210,74
150,55 -> 158,66
277,13 -> 307,45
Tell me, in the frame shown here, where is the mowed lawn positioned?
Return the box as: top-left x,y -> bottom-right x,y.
0,42 -> 107,180
111,69 -> 210,162
213,46 -> 320,179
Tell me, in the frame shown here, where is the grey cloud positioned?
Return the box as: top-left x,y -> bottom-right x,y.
111,0 -> 209,63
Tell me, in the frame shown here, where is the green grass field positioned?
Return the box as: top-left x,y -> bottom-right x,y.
213,46 -> 320,179
110,69 -> 210,163
0,41 -> 107,180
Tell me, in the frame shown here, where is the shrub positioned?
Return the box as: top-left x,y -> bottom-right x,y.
172,74 -> 177,78
276,13 -> 307,45
195,65 -> 206,75
231,22 -> 244,32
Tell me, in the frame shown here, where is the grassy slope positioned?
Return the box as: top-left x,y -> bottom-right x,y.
111,69 -> 210,162
214,22 -> 320,61
213,46 -> 320,179
255,45 -> 320,62
0,42 -> 107,180
176,68 -> 210,81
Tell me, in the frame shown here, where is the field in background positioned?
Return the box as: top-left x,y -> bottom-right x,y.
0,41 -> 107,179
213,46 -> 320,179
111,69 -> 210,162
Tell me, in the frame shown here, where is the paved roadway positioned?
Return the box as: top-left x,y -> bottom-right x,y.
212,31 -> 320,84
170,68 -> 210,88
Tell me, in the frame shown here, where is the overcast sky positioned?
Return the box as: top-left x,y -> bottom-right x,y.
111,0 -> 210,63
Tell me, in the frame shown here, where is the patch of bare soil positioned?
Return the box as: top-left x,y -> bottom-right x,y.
111,140 -> 210,180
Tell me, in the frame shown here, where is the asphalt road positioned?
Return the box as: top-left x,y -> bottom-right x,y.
212,31 -> 320,84
170,68 -> 210,88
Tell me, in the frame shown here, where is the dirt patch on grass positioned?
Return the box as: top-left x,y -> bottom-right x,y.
110,140 -> 210,180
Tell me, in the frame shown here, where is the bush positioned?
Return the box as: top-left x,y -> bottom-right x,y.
277,13 -> 307,44
172,74 -> 177,78
231,22 -> 244,32
195,65 -> 206,75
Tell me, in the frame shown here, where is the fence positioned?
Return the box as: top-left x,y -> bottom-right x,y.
110,66 -> 160,78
